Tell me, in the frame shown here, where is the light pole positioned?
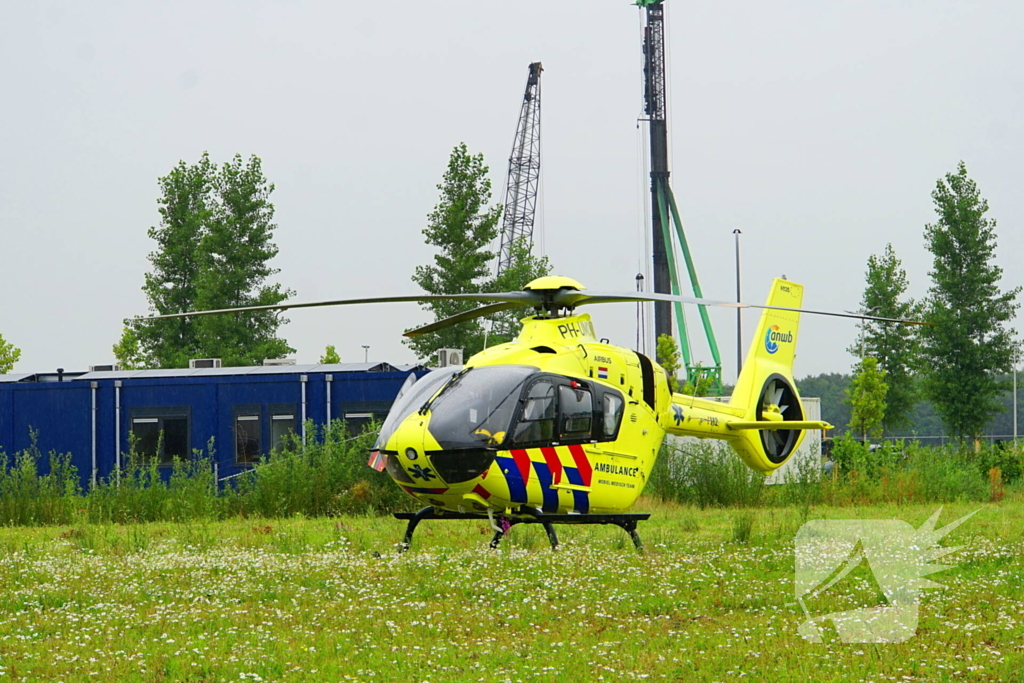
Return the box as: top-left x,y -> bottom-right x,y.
1014,349 -> 1020,442
635,273 -> 645,354
362,345 -> 369,363
846,306 -> 880,359
733,229 -> 742,375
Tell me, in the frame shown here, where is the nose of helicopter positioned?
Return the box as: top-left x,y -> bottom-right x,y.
389,442 -> 496,488
377,364 -> 532,493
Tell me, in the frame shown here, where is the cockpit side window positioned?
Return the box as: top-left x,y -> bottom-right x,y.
559,385 -> 593,441
425,365 -> 536,450
601,392 -> 625,440
374,367 -> 460,450
513,380 -> 557,444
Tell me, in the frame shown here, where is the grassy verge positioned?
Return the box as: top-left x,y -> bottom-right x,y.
0,497 -> 1020,682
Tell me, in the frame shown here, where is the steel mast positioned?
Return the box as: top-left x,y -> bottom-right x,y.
638,0 -> 722,390
496,62 -> 544,278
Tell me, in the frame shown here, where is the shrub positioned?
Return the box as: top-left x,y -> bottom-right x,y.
648,441 -> 765,508
0,431 -> 80,526
226,420 -> 414,518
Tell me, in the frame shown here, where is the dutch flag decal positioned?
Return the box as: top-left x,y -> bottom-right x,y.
597,366 -> 609,379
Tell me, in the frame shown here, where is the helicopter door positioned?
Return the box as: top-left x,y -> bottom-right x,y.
512,380 -> 557,444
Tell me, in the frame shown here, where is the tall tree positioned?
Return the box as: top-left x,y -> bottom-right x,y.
192,154 -> 294,364
405,143 -> 502,363
486,236 -> 552,345
849,244 -> 921,433
846,356 -> 888,441
116,153 -> 294,368
0,334 -> 21,374
921,161 -> 1020,441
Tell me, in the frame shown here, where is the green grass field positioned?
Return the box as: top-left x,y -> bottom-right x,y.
0,497 -> 1021,682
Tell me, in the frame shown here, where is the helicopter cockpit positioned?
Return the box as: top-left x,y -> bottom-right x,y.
376,365 -> 627,487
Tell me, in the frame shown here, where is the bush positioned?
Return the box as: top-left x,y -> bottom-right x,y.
648,441 -> 765,508
975,442 -> 1023,483
0,431 -> 80,526
86,438 -> 219,524
225,420 -> 414,518
906,444 -> 988,503
648,434 -> 996,510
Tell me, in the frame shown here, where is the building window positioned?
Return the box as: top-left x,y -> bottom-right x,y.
130,409 -> 189,466
235,409 -> 261,464
344,412 -> 374,434
271,411 -> 296,452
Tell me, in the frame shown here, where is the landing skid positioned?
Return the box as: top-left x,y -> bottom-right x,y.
393,507 -> 651,552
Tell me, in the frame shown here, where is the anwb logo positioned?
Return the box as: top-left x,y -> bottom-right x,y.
764,325 -> 792,354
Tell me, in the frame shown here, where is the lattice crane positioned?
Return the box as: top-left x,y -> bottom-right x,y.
495,62 -> 543,278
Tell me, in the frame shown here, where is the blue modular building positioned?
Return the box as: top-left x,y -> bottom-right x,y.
0,362 -> 426,488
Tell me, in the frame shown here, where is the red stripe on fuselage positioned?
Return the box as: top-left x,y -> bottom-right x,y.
567,444 -> 592,486
540,447 -> 563,485
510,449 -> 532,485
472,484 -> 491,499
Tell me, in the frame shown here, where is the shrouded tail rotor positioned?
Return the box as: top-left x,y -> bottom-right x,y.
756,374 -> 804,465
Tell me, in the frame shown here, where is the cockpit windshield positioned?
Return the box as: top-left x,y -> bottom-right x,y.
426,365 -> 537,450
374,366 -> 461,450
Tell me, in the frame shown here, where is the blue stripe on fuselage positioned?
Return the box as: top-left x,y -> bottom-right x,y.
532,461 -> 560,513
563,466 -> 590,514
494,455 -> 528,503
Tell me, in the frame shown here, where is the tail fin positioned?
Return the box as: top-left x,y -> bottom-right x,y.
727,279 -> 815,472
731,279 -> 803,410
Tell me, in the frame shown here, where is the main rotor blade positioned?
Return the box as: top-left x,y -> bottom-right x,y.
404,302 -> 529,338
133,291 -> 540,322
563,290 -> 929,326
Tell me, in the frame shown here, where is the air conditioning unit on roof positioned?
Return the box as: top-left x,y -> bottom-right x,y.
89,364 -> 122,372
189,358 -> 222,369
437,348 -> 463,367
263,358 -> 297,366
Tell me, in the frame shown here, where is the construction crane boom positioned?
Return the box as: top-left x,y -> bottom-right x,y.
638,0 -> 723,390
496,62 -> 543,277
642,1 -> 671,342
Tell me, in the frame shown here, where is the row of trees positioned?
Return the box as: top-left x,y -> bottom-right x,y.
6,145 -> 545,375
847,162 -> 1020,442
106,144 -> 547,370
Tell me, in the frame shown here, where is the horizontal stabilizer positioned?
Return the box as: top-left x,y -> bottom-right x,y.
727,420 -> 832,432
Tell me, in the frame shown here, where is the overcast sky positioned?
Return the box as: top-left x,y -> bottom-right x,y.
3,0 -> 1022,382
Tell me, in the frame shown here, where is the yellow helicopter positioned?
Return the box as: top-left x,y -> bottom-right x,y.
142,275 -> 909,548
